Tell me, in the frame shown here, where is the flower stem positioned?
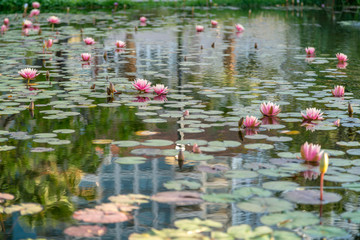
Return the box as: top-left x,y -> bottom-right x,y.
320,172 -> 324,201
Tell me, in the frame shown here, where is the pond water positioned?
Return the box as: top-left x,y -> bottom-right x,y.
1,5 -> 360,239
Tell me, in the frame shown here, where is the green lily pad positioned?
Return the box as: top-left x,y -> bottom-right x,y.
341,211 -> 360,223
208,140 -> 241,148
115,157 -> 146,164
232,187 -> 273,199
174,218 -> 222,232
244,143 -> 274,150
0,145 -> 16,151
227,224 -> 273,239
237,197 -> 294,213
225,170 -> 259,179
112,141 -> 140,147
260,211 -> 319,229
202,193 -> 237,203
53,129 -> 75,134
273,231 -> 301,240
302,225 -> 348,239
262,181 -> 299,191
142,139 -> 174,147
164,180 -> 201,191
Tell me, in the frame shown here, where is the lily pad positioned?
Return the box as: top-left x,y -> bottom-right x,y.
302,225 -> 349,239
244,143 -> 274,150
262,181 -> 299,191
174,218 -> 222,232
225,170 -> 259,179
151,191 -> 203,206
237,197 -> 294,213
283,190 -> 342,205
142,139 -> 174,147
115,157 -> 146,165
260,211 -> 319,229
164,180 -> 201,191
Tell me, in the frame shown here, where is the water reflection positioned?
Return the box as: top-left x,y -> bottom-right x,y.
0,6 -> 360,239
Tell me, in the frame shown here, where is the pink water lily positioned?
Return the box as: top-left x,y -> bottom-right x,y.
1,25 -> 7,34
23,20 -> 32,28
116,40 -> 126,48
300,142 -> 324,162
243,116 -> 261,128
235,24 -> 245,32
260,101 -> 281,117
32,2 -> 40,8
84,37 -> 95,45
44,39 -> 53,49
152,84 -> 168,95
301,108 -> 324,121
81,53 -> 91,61
132,78 -> 152,93
29,9 -> 40,17
336,53 -> 348,63
333,119 -> 340,127
192,144 -> 201,153
47,16 -> 60,24
196,25 -> 204,32
331,85 -> 345,97
211,20 -> 218,26
305,47 -> 315,56
4,18 -> 9,26
19,68 -> 39,83
140,16 -> 147,23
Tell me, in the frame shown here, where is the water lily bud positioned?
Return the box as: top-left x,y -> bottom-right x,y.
46,70 -> 50,81
320,153 -> 329,174
28,101 -> 34,110
193,144 -> 201,153
238,117 -> 244,128
109,82 -> 116,94
348,102 -> 354,116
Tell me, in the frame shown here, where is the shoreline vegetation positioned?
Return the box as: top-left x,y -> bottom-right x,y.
0,0 -> 359,13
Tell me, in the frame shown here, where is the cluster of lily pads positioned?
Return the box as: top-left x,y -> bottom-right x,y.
1,3 -> 360,240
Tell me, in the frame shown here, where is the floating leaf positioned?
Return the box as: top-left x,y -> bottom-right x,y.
232,187 -> 272,199
302,225 -> 349,239
260,211 -> 319,229
73,208 -> 132,223
151,191 -> 203,206
237,197 -> 294,213
64,225 -> 107,237
112,141 -> 140,147
341,211 -> 360,223
244,143 -> 274,150
142,139 -> 174,147
283,190 -> 342,205
164,180 -> 201,191
225,170 -> 259,179
227,224 -> 273,239
115,157 -> 146,165
174,218 -> 222,232
262,181 -> 299,191
273,231 -> 301,240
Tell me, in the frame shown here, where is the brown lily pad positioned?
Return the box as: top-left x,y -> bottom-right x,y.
151,191 -> 203,206
73,208 -> 133,223
64,225 -> 107,237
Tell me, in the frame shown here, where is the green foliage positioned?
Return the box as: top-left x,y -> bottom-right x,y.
0,0 -> 347,13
